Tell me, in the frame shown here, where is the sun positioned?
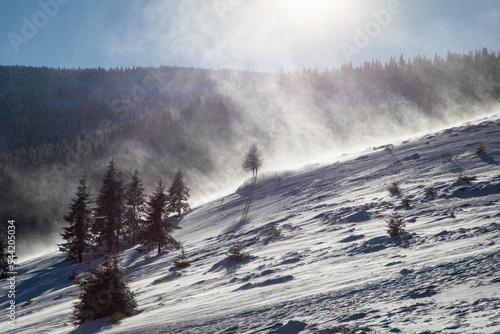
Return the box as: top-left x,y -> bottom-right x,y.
276,0 -> 356,33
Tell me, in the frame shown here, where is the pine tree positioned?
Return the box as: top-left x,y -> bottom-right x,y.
167,170 -> 190,218
242,144 -> 263,179
59,173 -> 93,263
124,170 -> 145,244
173,243 -> 190,268
93,160 -> 124,252
141,181 -> 180,255
74,255 -> 137,324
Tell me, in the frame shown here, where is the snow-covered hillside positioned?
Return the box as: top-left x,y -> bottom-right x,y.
3,114 -> 500,334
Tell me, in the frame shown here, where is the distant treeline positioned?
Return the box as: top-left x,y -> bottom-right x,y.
1,48 -> 499,167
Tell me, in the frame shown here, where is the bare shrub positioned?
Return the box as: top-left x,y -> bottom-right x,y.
458,174 -> 477,183
227,243 -> 248,262
387,181 -> 402,196
425,186 -> 438,198
441,151 -> 454,162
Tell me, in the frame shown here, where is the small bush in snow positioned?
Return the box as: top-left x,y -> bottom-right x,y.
401,197 -> 411,207
441,151 -> 454,162
458,174 -> 477,183
476,142 -> 487,156
386,212 -> 406,239
227,243 -> 248,262
425,186 -> 438,198
173,245 -> 191,268
384,144 -> 394,152
387,181 -> 402,196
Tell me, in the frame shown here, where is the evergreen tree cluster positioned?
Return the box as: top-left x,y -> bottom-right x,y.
60,160 -> 190,263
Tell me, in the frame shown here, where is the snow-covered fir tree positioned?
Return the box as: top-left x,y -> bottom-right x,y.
74,254 -> 137,324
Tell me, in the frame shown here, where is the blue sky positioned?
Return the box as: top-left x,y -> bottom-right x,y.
1,0 -> 499,71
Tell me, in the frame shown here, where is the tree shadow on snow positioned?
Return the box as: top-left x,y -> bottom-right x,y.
207,256 -> 254,274
68,317 -> 113,334
9,257 -> 76,305
479,153 -> 498,165
224,177 -> 256,233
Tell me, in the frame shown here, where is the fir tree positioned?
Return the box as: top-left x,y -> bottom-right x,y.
59,173 -> 93,263
124,170 -> 145,244
94,160 -> 124,252
74,255 -> 137,324
242,144 -> 263,179
167,170 -> 190,218
173,243 -> 190,268
142,181 -> 180,255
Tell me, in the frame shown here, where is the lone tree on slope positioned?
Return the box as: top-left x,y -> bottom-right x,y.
167,170 -> 190,218
242,144 -> 263,179
59,173 -> 94,263
141,180 -> 180,255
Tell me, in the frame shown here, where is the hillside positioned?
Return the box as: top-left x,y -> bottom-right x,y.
2,112 -> 500,333
2,49 -> 500,256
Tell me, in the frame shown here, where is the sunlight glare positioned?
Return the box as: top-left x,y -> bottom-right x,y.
280,0 -> 354,27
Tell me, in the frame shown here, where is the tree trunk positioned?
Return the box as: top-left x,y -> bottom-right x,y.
157,242 -> 161,255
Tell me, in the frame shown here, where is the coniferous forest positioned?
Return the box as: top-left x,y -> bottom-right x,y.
1,48 -> 500,257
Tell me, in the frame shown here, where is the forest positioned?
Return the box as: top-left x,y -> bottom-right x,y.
1,48 -> 500,256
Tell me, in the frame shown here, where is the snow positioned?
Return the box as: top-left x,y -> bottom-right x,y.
2,114 -> 500,333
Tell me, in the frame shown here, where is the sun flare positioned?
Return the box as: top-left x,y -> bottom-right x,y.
265,0 -> 359,38
281,0 -> 354,24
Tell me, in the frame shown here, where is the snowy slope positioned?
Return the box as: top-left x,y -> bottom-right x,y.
2,114 -> 500,333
